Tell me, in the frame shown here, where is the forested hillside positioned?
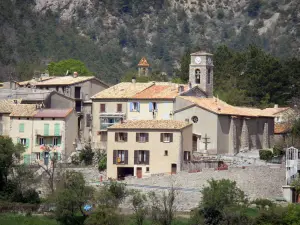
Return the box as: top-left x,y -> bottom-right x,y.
1,0 -> 300,106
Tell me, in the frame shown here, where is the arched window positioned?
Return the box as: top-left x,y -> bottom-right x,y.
207,68 -> 211,84
195,69 -> 200,84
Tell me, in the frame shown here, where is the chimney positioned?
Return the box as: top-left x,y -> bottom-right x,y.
73,72 -> 78,78
274,104 -> 278,108
132,76 -> 136,84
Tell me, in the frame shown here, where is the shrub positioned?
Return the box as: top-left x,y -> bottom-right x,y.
79,144 -> 94,165
259,150 -> 273,161
71,154 -> 80,165
98,154 -> 107,171
251,198 -> 274,209
273,145 -> 284,156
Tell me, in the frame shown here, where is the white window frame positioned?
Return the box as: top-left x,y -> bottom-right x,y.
39,137 -> 44,145
20,138 -> 26,146
53,137 -> 58,146
163,133 -> 171,143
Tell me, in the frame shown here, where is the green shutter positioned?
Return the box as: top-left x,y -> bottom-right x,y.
57,152 -> 61,161
44,124 -> 49,136
17,138 -> 20,144
54,123 -> 60,136
19,123 -> 24,133
57,137 -> 61,146
23,154 -> 30,165
26,138 -> 30,149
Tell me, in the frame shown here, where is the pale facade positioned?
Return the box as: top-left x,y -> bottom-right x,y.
10,107 -> 77,165
106,120 -> 192,179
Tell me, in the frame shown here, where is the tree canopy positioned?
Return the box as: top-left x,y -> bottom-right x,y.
47,59 -> 93,76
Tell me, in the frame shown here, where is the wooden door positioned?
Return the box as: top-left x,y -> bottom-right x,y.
171,164 -> 177,174
136,167 -> 142,178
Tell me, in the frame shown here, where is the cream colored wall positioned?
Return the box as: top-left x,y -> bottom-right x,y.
10,117 -> 34,155
107,128 -> 192,179
127,100 -> 174,120
65,111 -> 78,159
1,114 -> 11,136
92,100 -> 127,149
174,106 -> 218,154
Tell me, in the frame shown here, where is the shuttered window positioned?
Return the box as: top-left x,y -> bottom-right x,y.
115,132 -> 128,142
113,150 -> 128,164
134,150 -> 149,165
117,104 -> 122,112
136,133 -> 149,142
130,102 -> 140,112
100,104 -> 106,113
44,124 -> 49,136
54,123 -> 60,136
19,123 -> 25,133
160,133 -> 173,143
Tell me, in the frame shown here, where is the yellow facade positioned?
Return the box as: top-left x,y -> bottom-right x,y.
106,125 -> 193,179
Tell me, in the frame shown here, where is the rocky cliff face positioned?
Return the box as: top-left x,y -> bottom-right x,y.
0,0 -> 299,83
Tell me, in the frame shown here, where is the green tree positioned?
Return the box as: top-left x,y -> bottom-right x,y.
53,171 -> 94,225
47,59 -> 93,76
0,136 -> 24,195
195,179 -> 248,225
130,190 -> 148,225
79,144 -> 95,166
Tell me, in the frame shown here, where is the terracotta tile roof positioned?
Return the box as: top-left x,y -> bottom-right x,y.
138,57 -> 150,67
91,82 -> 153,99
34,108 -> 73,118
9,104 -> 37,117
262,107 -> 290,115
0,99 -> 22,113
18,76 -> 97,86
133,83 -> 188,99
18,77 -> 54,86
274,123 -> 291,134
108,120 -> 191,130
178,96 -> 274,117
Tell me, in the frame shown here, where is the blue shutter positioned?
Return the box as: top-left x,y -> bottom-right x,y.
26,138 -> 30,149
149,102 -> 153,112
130,102 -> 133,112
137,102 -> 140,112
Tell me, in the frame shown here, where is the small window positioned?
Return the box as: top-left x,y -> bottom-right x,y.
39,137 -> 44,145
164,150 -> 168,156
36,153 -> 41,160
53,137 -> 58,146
52,118 -> 55,120
18,118 -> 21,120
146,167 -> 150,172
27,118 -> 29,120
149,102 -> 158,112
20,138 -> 26,146
136,133 -> 149,143
100,131 -> 107,142
115,132 -> 128,142
184,151 -> 191,161
19,123 -> 25,133
100,104 -> 106,113
195,69 -> 201,84
117,104 -> 123,112
161,133 -> 173,143
41,118 -> 44,120
130,102 -> 140,112
86,114 -> 91,127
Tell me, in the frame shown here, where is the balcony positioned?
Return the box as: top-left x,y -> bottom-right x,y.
35,129 -> 62,137
33,144 -> 63,153
100,123 -> 115,130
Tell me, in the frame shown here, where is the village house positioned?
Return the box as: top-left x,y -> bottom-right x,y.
106,120 -> 192,179
0,99 -> 22,136
9,106 -> 77,165
15,73 -> 109,144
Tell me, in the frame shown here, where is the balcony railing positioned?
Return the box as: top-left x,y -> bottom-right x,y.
33,144 -> 62,152
35,129 -> 62,136
100,123 -> 115,130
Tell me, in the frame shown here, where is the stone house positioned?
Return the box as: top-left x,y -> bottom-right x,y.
0,99 -> 22,136
106,120 -> 192,179
174,96 -> 275,155
10,106 -> 77,165
16,74 -> 109,143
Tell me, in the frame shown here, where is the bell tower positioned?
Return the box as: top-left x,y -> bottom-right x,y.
189,51 -> 214,97
138,57 -> 150,77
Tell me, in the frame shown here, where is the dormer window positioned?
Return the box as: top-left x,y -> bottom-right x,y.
195,69 -> 201,84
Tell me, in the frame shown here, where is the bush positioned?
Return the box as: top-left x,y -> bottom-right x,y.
259,150 -> 273,161
84,207 -> 122,225
79,144 -> 94,165
273,145 -> 284,157
98,154 -> 107,171
251,198 -> 274,209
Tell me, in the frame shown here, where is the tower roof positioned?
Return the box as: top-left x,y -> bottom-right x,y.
191,51 -> 213,56
138,57 -> 150,67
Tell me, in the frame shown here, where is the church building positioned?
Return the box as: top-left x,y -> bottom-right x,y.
174,51 -> 274,155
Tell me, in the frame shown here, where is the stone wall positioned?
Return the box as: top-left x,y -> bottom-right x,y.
123,166 -> 285,211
